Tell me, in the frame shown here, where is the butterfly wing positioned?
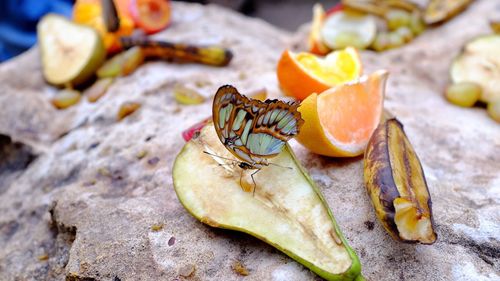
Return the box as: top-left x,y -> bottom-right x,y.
213,85 -> 304,166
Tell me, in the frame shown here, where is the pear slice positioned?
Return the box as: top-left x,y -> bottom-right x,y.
173,124 -> 362,281
37,14 -> 106,86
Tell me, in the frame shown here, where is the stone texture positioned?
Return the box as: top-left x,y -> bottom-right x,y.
0,1 -> 499,280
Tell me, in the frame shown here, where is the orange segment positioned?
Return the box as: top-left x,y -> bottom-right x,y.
296,70 -> 388,157
277,48 -> 362,100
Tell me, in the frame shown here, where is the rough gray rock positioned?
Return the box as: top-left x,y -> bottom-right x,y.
0,1 -> 499,280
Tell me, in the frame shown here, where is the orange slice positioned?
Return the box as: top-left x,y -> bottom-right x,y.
295,70 -> 388,157
277,48 -> 362,100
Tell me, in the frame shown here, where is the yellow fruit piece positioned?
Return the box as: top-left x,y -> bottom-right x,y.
295,70 -> 388,157
451,35 -> 500,103
52,89 -> 81,109
117,102 -> 141,120
487,100 -> 500,123
424,0 -> 472,25
308,4 -> 331,55
173,84 -> 206,105
277,48 -> 362,100
320,10 -> 377,50
445,82 -> 481,107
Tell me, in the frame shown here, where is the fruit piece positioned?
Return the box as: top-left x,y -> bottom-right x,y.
395,26 -> 414,43
38,14 -> 106,86
97,46 -> 144,78
450,35 -> 500,103
424,0 -> 472,25
173,84 -> 206,105
487,100 -> 500,123
387,32 -> 405,49
85,77 -> 114,103
295,70 -> 388,157
445,82 -> 481,107
308,4 -> 331,55
371,32 -> 391,52
129,0 -> 171,34
117,101 -> 141,120
341,1 -> 386,17
247,88 -> 268,101
52,89 -> 81,109
364,118 -> 437,244
121,37 -> 233,67
277,48 -> 362,100
173,124 -> 363,281
385,9 -> 411,31
409,12 -> 426,36
491,21 -> 500,34
73,0 -> 135,52
321,10 -> 377,50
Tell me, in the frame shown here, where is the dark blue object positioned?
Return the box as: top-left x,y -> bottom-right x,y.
0,0 -> 74,62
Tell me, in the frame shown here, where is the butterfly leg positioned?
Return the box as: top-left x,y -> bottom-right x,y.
251,169 -> 260,197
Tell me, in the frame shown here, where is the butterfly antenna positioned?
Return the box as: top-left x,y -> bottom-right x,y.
268,162 -> 293,170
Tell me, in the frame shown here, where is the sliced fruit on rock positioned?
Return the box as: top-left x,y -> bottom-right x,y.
97,46 -> 144,78
308,4 -> 331,55
130,0 -> 171,34
445,82 -> 481,107
487,100 -> 500,123
52,89 -> 81,109
173,124 -> 363,281
385,9 -> 411,31
491,21 -> 500,34
450,35 -> 500,103
181,117 -> 211,142
364,118 -> 437,244
277,48 -> 362,100
85,77 -> 114,103
295,70 -> 388,157
173,84 -> 206,105
117,101 -> 141,120
38,14 -> 106,86
423,0 -> 472,25
320,10 -> 377,50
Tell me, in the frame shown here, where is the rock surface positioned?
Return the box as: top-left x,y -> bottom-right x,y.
0,1 -> 499,280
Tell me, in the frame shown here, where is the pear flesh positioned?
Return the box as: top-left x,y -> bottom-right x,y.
173,124 -> 362,280
38,14 -> 105,86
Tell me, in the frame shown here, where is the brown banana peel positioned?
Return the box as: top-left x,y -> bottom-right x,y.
364,118 -> 437,244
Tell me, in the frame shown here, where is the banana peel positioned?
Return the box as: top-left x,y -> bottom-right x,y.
364,118 -> 437,244
173,124 -> 363,280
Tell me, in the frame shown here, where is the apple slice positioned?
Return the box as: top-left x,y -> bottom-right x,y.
173,124 -> 363,281
37,14 -> 106,86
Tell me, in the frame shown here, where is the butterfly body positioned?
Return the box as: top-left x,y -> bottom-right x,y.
212,85 -> 304,170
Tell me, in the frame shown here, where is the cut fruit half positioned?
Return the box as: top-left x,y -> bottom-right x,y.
277,48 -> 362,100
296,70 -> 388,157
38,14 -> 106,86
173,124 -> 362,280
450,35 -> 500,103
130,0 -> 171,34
320,10 -> 376,50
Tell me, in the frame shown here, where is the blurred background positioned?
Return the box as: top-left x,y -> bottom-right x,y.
0,0 -> 338,62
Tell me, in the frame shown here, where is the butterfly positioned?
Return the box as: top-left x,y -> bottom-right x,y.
209,85 -> 304,190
